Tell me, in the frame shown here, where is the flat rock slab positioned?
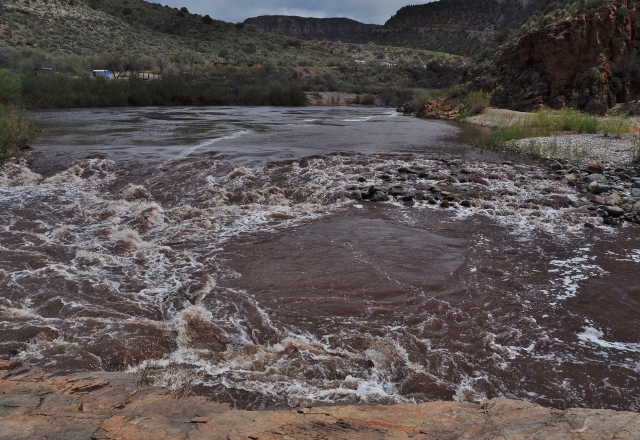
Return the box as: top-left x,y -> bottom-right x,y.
0,362 -> 638,440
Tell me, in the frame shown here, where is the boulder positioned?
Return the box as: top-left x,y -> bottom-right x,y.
605,206 -> 625,217
586,174 -> 606,183
604,194 -> 621,206
371,191 -> 389,202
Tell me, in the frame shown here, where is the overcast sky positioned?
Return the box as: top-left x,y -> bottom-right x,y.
155,0 -> 421,25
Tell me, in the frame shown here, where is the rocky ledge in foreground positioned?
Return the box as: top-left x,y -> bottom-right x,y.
1,361 -> 639,440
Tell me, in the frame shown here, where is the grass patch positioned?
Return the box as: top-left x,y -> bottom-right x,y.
474,109 -> 633,160
0,106 -> 39,163
599,116 -> 633,137
472,108 -> 634,166
457,91 -> 490,119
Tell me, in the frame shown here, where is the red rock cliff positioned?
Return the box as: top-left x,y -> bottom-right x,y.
493,0 -> 640,114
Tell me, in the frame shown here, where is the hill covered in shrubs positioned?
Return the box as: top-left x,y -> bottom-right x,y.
0,0 -> 467,108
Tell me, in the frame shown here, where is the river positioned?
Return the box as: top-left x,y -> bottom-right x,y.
1,106 -> 638,411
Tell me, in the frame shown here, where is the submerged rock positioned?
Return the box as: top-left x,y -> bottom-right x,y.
371,191 -> 389,202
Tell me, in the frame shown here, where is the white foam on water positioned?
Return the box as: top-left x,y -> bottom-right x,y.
453,373 -> 491,402
162,130 -> 251,166
546,247 -> 605,301
342,116 -> 373,122
2,152 -> 636,410
577,326 -> 640,353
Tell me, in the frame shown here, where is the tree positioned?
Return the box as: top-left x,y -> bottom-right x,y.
101,52 -> 123,78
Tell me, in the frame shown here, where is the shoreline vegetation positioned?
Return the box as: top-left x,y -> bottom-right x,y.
470,108 -> 637,162
0,105 -> 38,163
412,93 -> 639,165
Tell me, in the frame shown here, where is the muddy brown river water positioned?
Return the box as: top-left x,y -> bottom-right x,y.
0,107 -> 638,411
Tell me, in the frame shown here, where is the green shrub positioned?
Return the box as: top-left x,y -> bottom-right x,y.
458,91 -> 490,118
242,43 -> 257,54
360,94 -> 376,105
0,70 -> 21,105
0,106 -> 39,163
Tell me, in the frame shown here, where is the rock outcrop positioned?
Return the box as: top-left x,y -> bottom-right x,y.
493,0 -> 640,114
1,361 -> 639,440
416,97 -> 460,119
243,16 -> 381,42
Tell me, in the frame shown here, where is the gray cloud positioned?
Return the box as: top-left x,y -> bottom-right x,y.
155,0 -> 420,25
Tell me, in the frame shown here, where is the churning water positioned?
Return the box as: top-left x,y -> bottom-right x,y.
1,107 -> 638,411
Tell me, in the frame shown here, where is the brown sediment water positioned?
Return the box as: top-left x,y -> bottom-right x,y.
0,107 -> 638,412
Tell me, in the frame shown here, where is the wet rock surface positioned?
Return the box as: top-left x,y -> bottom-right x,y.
1,363 -> 639,440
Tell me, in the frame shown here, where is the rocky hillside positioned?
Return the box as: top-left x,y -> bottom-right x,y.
492,0 -> 640,114
357,0 -> 547,56
3,362 -> 640,439
244,16 -> 381,42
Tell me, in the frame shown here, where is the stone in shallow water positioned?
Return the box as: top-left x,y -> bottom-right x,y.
593,184 -> 610,194
604,194 -> 621,206
586,163 -> 605,174
371,191 -> 389,202
586,173 -> 606,183
605,206 -> 624,217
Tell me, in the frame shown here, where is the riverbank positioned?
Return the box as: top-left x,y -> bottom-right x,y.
406,104 -> 640,224
2,361 -> 639,440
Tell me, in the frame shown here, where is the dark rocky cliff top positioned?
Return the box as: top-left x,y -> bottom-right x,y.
244,15 -> 382,42
385,0 -> 547,31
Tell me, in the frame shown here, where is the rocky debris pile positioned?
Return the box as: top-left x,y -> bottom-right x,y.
555,160 -> 640,225
614,99 -> 640,116
1,362 -> 639,440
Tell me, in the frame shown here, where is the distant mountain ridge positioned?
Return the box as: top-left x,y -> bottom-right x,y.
243,16 -> 381,42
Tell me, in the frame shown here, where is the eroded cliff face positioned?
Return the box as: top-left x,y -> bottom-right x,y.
493,0 -> 640,114
243,16 -> 381,42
